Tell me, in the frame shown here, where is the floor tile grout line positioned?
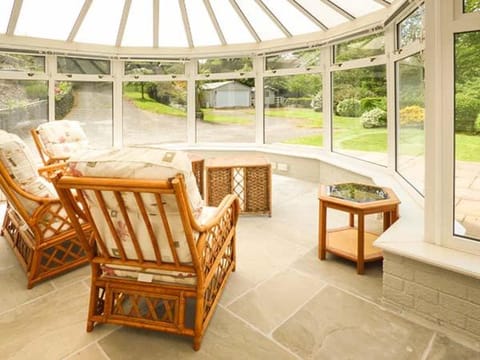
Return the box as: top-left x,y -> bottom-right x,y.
220,303 -> 304,360
222,244 -> 317,308
421,332 -> 437,360
60,327 -> 119,360
268,283 -> 328,337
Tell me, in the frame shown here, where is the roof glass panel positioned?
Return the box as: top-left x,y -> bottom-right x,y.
235,0 -> 284,41
185,0 -> 221,46
15,0 -> 83,40
75,0 -> 124,45
122,0 -> 153,47
261,0 -> 319,35
209,0 -> 254,44
295,0 -> 348,28
158,0 -> 188,47
331,0 -> 384,18
0,0 -> 14,34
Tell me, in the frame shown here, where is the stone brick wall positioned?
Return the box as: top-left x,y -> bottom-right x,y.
382,251 -> 480,340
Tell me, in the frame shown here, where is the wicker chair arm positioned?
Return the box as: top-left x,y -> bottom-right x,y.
193,194 -> 239,232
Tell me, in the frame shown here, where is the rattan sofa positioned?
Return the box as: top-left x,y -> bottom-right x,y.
52,147 -> 239,350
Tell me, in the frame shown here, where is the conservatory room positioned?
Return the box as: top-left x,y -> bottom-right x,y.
0,0 -> 480,359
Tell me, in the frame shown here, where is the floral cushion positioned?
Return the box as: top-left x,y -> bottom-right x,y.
0,132 -> 55,215
36,120 -> 89,160
67,147 -> 206,271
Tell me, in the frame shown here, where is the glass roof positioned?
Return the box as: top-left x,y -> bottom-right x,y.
0,0 -> 393,51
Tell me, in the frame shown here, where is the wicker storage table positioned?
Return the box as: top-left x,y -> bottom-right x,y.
188,153 -> 204,197
206,156 -> 271,216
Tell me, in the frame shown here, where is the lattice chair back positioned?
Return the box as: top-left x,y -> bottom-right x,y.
53,147 -> 239,350
0,130 -> 88,288
31,120 -> 89,165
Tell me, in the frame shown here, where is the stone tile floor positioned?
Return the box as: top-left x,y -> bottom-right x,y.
1,175 -> 480,359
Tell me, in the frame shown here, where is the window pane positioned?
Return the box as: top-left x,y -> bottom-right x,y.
124,61 -> 185,75
396,53 -> 425,193
0,79 -> 48,152
57,57 -> 110,75
463,0 -> 480,13
0,0 -> 15,34
198,57 -> 253,74
332,65 -> 387,166
397,5 -> 425,49
266,48 -> 321,70
123,81 -> 187,145
0,52 -> 45,72
196,79 -> 255,143
334,33 -> 385,63
55,81 -> 112,147
209,0 -> 254,44
454,31 -> 480,240
122,0 -> 153,47
264,74 -> 323,146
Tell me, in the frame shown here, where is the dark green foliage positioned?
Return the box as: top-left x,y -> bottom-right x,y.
336,98 -> 362,117
360,97 -> 387,112
455,93 -> 480,133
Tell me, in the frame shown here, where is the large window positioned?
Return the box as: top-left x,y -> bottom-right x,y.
332,65 -> 387,165
0,79 -> 47,150
454,30 -> 480,241
196,79 -> 255,143
264,74 -> 323,146
396,54 -> 425,193
122,81 -> 187,146
55,81 -> 113,147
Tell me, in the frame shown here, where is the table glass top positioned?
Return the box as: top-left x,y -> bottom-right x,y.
327,183 -> 389,203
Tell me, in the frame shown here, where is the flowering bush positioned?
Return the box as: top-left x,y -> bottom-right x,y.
399,105 -> 425,128
336,98 -> 362,117
361,108 -> 387,128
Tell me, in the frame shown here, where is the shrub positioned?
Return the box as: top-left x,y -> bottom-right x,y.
399,105 -> 425,128
361,108 -> 387,128
311,91 -> 322,112
54,81 -> 74,119
25,82 -> 47,100
455,93 -> 480,133
336,98 -> 362,117
360,97 -> 386,113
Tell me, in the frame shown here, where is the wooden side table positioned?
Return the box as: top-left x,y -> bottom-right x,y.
318,183 -> 400,274
205,156 -> 272,216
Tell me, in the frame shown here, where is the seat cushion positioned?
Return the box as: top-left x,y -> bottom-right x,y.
0,132 -> 56,215
36,120 -> 89,159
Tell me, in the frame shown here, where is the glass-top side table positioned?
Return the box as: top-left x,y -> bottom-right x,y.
318,183 -> 400,274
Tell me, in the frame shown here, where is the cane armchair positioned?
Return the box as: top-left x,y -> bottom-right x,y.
53,148 -> 239,350
31,120 -> 89,165
0,131 -> 89,288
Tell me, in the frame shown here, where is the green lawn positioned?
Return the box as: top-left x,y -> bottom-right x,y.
123,98 -> 480,162
201,108 -> 252,125
123,89 -> 186,117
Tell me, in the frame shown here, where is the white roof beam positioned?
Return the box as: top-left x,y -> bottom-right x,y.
287,0 -> 328,31
179,0 -> 193,48
116,0 -> 132,47
254,0 -> 292,38
68,0 -> 93,42
230,0 -> 261,43
321,0 -> 355,21
373,0 -> 391,6
204,0 -> 226,45
7,0 -> 23,35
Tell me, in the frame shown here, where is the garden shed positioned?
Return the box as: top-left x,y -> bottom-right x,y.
201,81 -> 251,108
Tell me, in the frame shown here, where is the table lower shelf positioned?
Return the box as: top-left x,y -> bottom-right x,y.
326,227 -> 383,262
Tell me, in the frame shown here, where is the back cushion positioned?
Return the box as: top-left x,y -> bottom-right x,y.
0,132 -> 55,214
67,147 -> 204,263
36,120 -> 89,159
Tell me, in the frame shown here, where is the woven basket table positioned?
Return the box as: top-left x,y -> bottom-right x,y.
205,156 -> 271,216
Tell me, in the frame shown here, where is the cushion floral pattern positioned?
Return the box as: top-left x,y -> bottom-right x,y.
36,120 -> 89,160
67,147 -> 210,283
0,132 -> 55,215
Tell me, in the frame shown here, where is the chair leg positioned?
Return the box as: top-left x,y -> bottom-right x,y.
193,335 -> 202,351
